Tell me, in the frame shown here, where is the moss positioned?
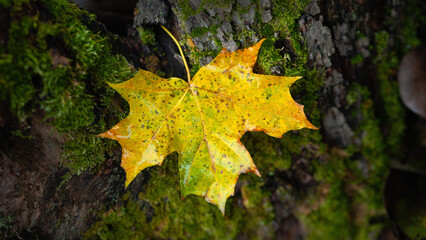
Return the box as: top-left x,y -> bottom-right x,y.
395,198 -> 426,239
243,132 -> 292,173
375,57 -> 405,156
304,149 -> 356,239
303,83 -> 389,240
190,27 -> 210,38
201,0 -> 233,7
177,0 -> 233,21
0,216 -> 15,239
177,0 -> 202,21
1,0 -> 135,178
189,25 -> 219,38
302,182 -> 353,239
268,0 -> 310,34
373,0 -> 425,159
0,0 -> 10,7
399,0 -> 423,50
309,9 -> 424,236
0,215 -> 13,228
137,27 -> 156,45
177,0 -> 311,77
61,134 -> 114,176
372,30 -> 406,157
256,1 -> 310,79
187,47 -> 219,75
260,24 -> 274,37
85,156 -> 275,240
350,54 -> 363,64
348,84 -> 388,198
84,193 -> 148,239
303,0 -> 424,234
256,38 -> 283,75
374,31 -> 390,61
290,67 -> 323,126
0,0 -> 29,9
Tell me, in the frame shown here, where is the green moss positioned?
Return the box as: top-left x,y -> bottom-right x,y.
137,27 -> 155,45
243,132 -> 292,173
259,24 -> 274,37
376,58 -> 405,156
304,148 -> 357,239
373,31 -> 406,157
374,31 -> 389,62
358,103 -> 387,188
190,27 -> 210,38
269,0 -> 310,34
177,0 -> 202,21
257,38 -> 283,75
0,0 -> 29,8
0,0 -> 10,7
201,0 -> 233,7
84,193 -> 148,239
395,198 -> 426,239
190,25 -> 218,38
187,48 -> 219,75
351,54 -> 363,64
370,0 -> 424,160
0,215 -> 14,238
304,0 -> 424,235
291,67 -> 323,126
61,134 -> 114,176
85,157 -> 275,239
303,83 -> 389,240
0,0 -> 135,179
399,0 -> 423,50
177,0 -> 234,21
302,182 -> 353,239
0,215 -> 14,231
256,1 -> 310,79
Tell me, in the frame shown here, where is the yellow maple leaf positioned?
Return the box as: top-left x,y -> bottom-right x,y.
99,30 -> 316,214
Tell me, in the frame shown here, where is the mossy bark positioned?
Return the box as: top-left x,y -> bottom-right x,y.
0,0 -> 425,239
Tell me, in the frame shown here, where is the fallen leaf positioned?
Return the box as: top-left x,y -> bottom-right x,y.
99,39 -> 316,214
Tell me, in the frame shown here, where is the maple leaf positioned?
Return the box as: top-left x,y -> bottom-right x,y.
99,38 -> 316,214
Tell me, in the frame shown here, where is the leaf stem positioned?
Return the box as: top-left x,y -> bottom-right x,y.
161,25 -> 191,83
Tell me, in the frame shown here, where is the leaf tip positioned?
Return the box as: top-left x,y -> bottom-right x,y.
124,180 -> 130,189
254,168 -> 261,177
97,131 -> 109,138
205,194 -> 227,216
256,38 -> 266,45
214,199 -> 226,216
250,38 -> 267,53
307,122 -> 319,130
243,166 -> 261,177
287,76 -> 303,85
220,206 -> 226,216
298,105 -> 319,130
104,80 -> 115,88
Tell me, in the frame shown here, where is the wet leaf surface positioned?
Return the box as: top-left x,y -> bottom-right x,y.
99,39 -> 316,214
